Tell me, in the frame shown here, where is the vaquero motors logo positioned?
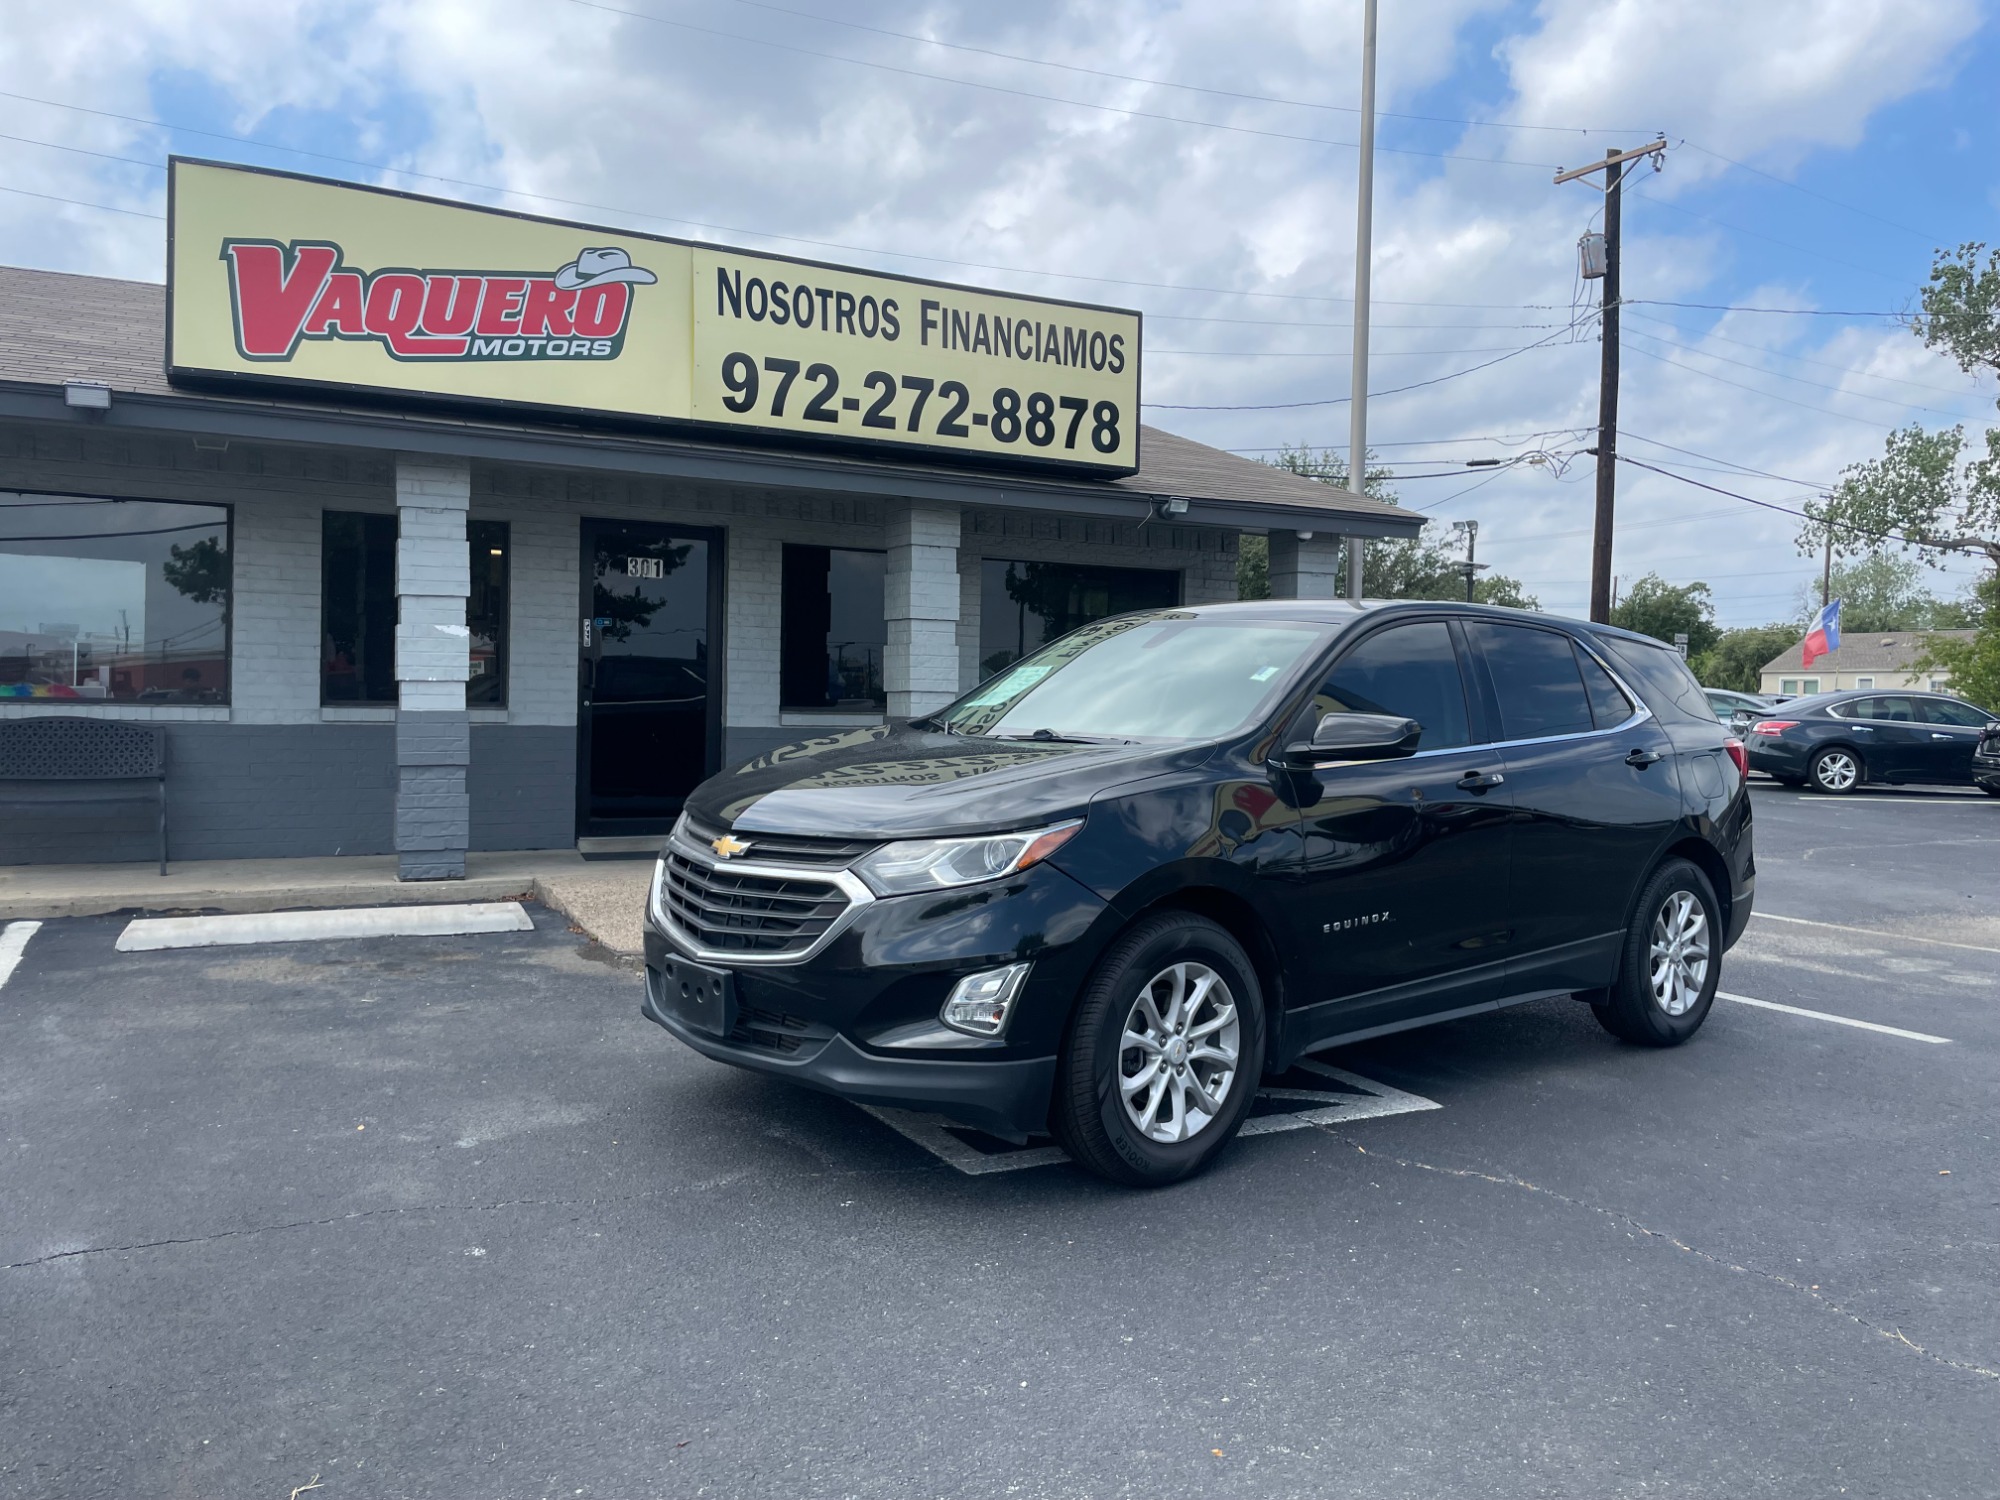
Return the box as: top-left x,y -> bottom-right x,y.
218,241 -> 659,363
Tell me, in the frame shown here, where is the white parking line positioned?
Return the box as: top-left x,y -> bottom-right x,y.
1751,911 -> 2000,957
860,1060 -> 1440,1176
115,902 -> 534,952
0,921 -> 42,990
1718,991 -> 1951,1044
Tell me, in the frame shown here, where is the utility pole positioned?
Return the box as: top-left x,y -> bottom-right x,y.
1555,138 -> 1667,624
1450,519 -> 1486,602
1345,0 -> 1378,602
1821,518 -> 1833,608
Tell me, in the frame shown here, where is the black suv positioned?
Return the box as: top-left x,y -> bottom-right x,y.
642,601 -> 1755,1186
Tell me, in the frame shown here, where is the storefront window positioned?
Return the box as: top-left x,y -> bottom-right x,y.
467,520 -> 509,708
321,511 -> 398,704
0,493 -> 231,704
978,559 -> 1179,678
780,545 -> 887,711
323,512 -> 511,706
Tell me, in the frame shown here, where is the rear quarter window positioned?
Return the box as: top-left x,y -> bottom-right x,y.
1592,636 -> 1718,728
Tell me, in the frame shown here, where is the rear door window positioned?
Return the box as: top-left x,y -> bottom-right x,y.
1307,620 -> 1473,751
1466,622 -> 1596,740
1870,696 -> 1918,722
1592,634 -> 1717,727
1578,648 -> 1637,728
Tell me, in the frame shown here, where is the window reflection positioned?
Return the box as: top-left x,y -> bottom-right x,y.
978,559 -> 1179,678
0,493 -> 231,704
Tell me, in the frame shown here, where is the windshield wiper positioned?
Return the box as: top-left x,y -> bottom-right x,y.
991,728 -> 1136,745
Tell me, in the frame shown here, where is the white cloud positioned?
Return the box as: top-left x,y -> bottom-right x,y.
0,0 -> 1990,628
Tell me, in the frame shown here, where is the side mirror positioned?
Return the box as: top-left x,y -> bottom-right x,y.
1281,712 -> 1423,767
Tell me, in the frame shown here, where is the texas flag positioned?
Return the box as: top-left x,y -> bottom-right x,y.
1801,598 -> 1842,668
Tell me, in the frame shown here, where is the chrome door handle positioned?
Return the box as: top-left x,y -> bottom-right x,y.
1456,770 -> 1505,791
1624,748 -> 1664,768
1932,733 -> 1953,740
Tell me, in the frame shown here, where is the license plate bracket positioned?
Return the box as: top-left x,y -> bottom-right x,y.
659,953 -> 737,1039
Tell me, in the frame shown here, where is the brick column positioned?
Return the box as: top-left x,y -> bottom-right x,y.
1267,531 -> 1346,600
394,456 -> 471,880
884,500 -> 962,718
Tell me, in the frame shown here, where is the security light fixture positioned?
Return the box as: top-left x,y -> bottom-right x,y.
1155,495 -> 1190,518
63,381 -> 111,410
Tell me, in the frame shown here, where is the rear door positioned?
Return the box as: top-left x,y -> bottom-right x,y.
1463,622 -> 1684,993
1916,696 -> 1997,782
1283,617 -> 1516,1045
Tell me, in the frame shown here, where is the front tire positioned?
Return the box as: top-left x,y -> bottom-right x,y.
1594,859 -> 1721,1047
1053,913 -> 1266,1187
1808,746 -> 1862,794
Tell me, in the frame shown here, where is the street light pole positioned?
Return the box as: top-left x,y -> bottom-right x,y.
1345,0 -> 1378,602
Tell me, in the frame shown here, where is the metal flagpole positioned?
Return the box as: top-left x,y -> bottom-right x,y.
1346,0 -> 1378,601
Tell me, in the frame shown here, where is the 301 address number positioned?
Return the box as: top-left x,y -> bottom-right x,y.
716,352 -> 1123,454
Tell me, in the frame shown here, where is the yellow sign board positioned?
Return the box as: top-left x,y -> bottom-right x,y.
167,160 -> 1141,474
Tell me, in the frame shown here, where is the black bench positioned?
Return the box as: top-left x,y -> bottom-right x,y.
0,717 -> 168,875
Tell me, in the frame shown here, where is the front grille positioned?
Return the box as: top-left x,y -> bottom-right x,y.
661,845 -> 851,956
728,1003 -> 819,1054
682,814 -> 878,869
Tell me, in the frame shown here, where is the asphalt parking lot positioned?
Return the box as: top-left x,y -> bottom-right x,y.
3,781 -> 1996,1499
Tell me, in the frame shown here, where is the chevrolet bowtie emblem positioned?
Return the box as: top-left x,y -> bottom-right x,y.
710,833 -> 750,859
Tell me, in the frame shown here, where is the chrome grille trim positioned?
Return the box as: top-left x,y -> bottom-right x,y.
651,829 -> 875,966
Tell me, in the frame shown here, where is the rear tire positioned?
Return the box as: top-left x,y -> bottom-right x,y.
1052,913 -> 1266,1187
1594,859 -> 1721,1048
1808,746 -> 1862,794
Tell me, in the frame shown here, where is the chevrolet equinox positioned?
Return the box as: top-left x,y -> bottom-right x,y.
642,600 -> 1755,1186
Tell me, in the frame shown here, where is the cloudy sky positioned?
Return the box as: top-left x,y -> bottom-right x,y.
2,0 -> 1996,625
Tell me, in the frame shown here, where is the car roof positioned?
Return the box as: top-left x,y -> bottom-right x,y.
1167,597 -> 1647,640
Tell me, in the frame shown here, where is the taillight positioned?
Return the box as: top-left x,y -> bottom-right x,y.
1750,719 -> 1798,736
1723,738 -> 1748,781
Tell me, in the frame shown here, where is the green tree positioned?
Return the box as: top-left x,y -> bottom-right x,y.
1912,575 -> 2000,709
1804,242 -> 2000,709
1804,244 -> 1999,572
1791,551 -> 1972,632
1609,573 -> 1720,658
1692,624 -> 1797,693
1241,445 -> 1539,608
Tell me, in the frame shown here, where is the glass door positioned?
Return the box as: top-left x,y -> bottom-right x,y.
576,519 -> 723,836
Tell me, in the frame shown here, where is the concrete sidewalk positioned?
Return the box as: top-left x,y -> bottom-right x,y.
0,850 -> 653,957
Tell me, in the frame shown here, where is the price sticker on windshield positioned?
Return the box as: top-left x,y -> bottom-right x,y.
692,248 -> 1141,474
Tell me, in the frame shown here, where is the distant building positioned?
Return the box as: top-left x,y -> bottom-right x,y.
1758,630 -> 1975,697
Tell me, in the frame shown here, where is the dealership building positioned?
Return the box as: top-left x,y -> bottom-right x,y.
0,161 -> 1420,875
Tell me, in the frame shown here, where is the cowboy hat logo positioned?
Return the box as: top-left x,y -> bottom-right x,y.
554,247 -> 659,291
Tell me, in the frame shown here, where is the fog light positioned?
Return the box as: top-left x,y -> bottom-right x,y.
940,962 -> 1032,1037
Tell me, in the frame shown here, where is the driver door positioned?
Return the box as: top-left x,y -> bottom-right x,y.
1281,618 -> 1515,1050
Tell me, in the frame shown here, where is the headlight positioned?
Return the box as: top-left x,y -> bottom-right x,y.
851,819 -> 1082,897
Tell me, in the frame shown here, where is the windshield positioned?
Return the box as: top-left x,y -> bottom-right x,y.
932,613 -> 1327,742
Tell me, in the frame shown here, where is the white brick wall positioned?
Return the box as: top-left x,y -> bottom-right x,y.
1268,532 -> 1345,600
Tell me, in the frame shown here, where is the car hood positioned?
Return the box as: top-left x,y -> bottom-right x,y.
688,723 -> 1199,839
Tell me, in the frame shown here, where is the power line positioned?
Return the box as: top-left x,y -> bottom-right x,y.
1622,342 -> 1903,429
1145,326 -> 1582,410
562,0 -> 1569,170
1622,308 -> 1984,399
1618,432 -> 1832,489
1679,140 -> 1947,245
1626,299 -> 1905,318
1225,426 -> 1595,454
1152,344 -> 1527,358
0,101 -> 1570,311
1623,325 -> 1986,423
722,0 -> 1639,137
0,181 -> 160,219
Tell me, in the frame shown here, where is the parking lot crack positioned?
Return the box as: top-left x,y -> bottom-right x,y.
1334,1137 -> 2000,1385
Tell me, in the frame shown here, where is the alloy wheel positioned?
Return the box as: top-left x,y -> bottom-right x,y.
1118,961 -> 1240,1144
1648,890 -> 1711,1018
1814,751 -> 1858,792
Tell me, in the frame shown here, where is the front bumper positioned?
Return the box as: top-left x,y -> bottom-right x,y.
642,977 -> 1057,1139
640,856 -> 1110,1141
